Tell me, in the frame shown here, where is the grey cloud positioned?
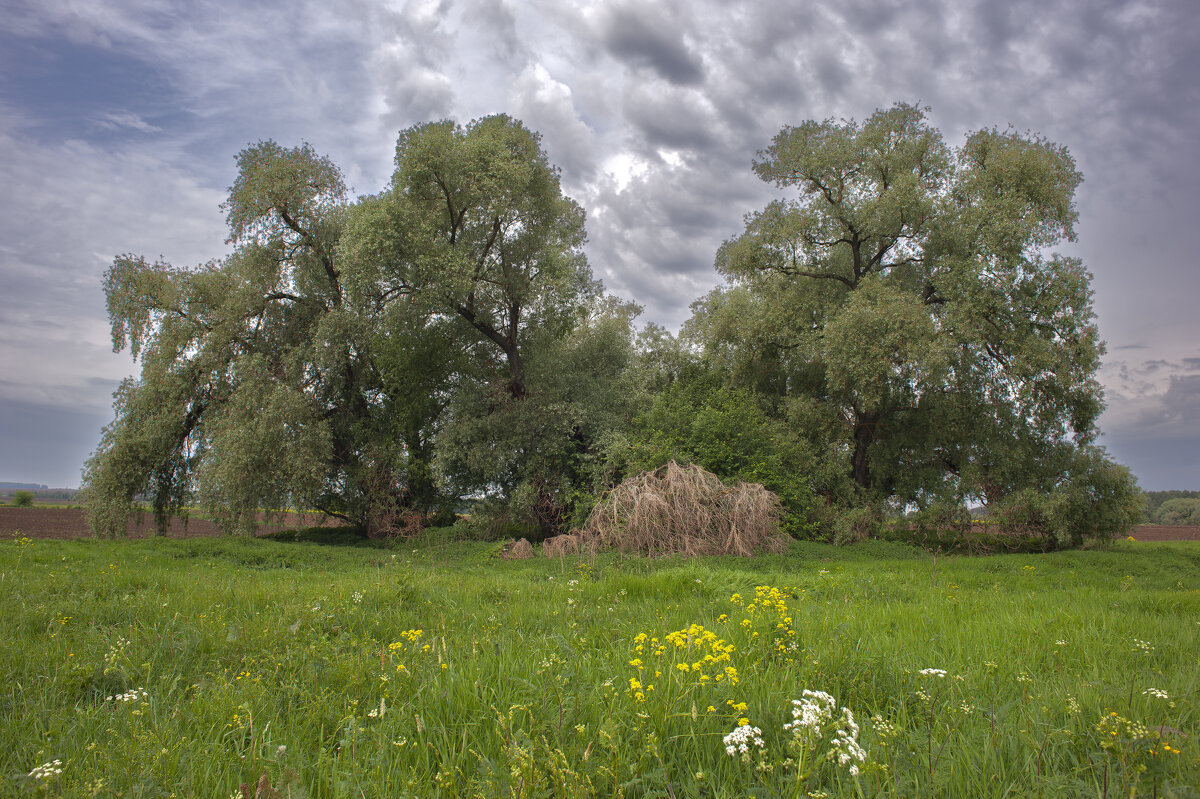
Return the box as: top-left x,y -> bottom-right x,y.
509,64 -> 597,182
2,0 -> 1199,492
600,3 -> 704,86
94,111 -> 162,133
1099,432 -> 1199,491
0,396 -> 113,488
467,0 -> 526,64
622,86 -> 718,153
1161,374 -> 1200,419
581,157 -> 769,325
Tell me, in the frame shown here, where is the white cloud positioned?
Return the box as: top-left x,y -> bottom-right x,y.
95,111 -> 162,133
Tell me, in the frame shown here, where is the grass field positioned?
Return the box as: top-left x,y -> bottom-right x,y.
2,531 -> 1197,797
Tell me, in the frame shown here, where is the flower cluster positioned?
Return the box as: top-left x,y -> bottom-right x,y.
389,629 -> 423,648
28,760 -> 63,780
918,668 -> 946,678
783,690 -> 867,776
106,688 -> 147,702
830,709 -> 866,776
870,714 -> 898,743
1143,688 -> 1169,700
731,585 -> 801,656
784,690 -> 836,735
723,723 -> 765,756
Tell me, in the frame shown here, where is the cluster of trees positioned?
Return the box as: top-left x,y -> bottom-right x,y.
83,105 -> 1141,544
1142,491 -> 1200,525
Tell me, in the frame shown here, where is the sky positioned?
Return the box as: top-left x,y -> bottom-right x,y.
0,0 -> 1197,490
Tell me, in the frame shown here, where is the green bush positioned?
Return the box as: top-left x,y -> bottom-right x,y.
613,381 -> 821,537
990,448 -> 1141,547
830,505 -> 881,545
11,490 -> 34,507
1049,447 -> 1142,545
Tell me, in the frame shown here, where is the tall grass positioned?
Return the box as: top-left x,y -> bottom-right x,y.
1,532 -> 1197,797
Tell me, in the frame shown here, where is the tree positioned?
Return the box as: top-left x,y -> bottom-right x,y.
12,490 -> 34,507
85,141 -> 354,536
696,103 -> 1107,511
342,116 -> 624,536
84,115 -> 620,537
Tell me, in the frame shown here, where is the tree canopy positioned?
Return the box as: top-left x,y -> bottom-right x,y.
84,116 -> 626,537
691,103 -> 1114,512
84,104 -> 1139,545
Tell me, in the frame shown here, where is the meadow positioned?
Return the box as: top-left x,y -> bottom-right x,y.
2,532 -> 1197,797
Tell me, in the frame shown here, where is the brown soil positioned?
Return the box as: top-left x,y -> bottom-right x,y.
0,506 -> 342,540
1128,524 -> 1200,542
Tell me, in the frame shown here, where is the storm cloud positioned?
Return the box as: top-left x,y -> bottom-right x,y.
0,0 -> 1196,488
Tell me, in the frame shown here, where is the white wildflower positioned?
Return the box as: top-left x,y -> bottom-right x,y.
28,759 -> 63,779
784,689 -> 837,733
830,707 -> 866,772
723,724 -> 765,756
1143,688 -> 1169,700
919,668 -> 947,678
352,591 -> 363,604
106,688 -> 148,702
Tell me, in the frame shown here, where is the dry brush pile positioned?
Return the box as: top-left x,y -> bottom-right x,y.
576,461 -> 788,557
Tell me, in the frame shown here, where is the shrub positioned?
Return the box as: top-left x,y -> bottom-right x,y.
12,490 -> 34,508
830,505 -> 882,546
991,448 -> 1141,547
1049,447 -> 1142,546
577,461 -> 788,557
615,382 -> 821,537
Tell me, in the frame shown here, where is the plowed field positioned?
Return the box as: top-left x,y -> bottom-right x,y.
0,507 -> 339,539
1126,524 -> 1200,541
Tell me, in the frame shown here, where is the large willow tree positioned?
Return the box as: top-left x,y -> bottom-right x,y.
84,115 -> 613,536
691,103 -> 1112,509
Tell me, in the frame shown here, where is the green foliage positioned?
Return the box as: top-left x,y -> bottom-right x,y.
11,490 -> 34,507
610,378 -> 821,536
694,103 -> 1106,523
1047,446 -> 1143,545
989,447 -> 1141,546
1154,498 -> 1200,525
1142,491 -> 1200,524
85,116 -> 626,538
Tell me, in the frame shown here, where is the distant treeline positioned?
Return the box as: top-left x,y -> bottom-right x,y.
0,486 -> 79,500
1142,491 -> 1200,525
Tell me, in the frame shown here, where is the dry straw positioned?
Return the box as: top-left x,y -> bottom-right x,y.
577,461 -> 788,557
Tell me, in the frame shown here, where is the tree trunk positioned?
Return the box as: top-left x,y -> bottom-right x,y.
504,343 -> 526,399
851,411 -> 879,489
